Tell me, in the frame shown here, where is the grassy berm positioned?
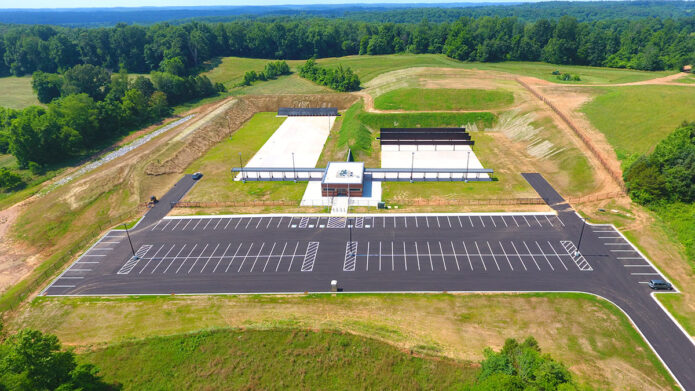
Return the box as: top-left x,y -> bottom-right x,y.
82,329 -> 476,390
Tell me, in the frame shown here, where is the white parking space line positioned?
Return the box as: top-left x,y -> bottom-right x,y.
225,244 -> 243,273
426,242 -> 434,271
76,261 -> 99,264
255,218 -> 263,229
610,249 -> 635,252
522,216 -> 531,227
501,216 -> 508,228
150,221 -> 162,231
533,215 -> 542,227
391,242 -> 395,271
139,244 -> 165,274
237,243 -> 254,272
192,219 -> 203,231
203,219 -> 212,230
200,243 -> 220,273
487,241 -> 500,271
474,241 -> 486,271
287,242 -> 301,272
598,236 -> 621,239
450,241 -> 460,271
618,257 -> 643,259
223,218 -> 232,230
479,216 -> 485,228
414,242 -> 420,271
164,245 -> 186,273
499,241 -> 514,271
379,241 -> 383,271
182,219 -> 193,230
262,242 -> 277,272
273,242 -> 288,272
510,242 -> 527,271
426,217 -> 430,228
457,216 -> 462,228
277,217 -> 283,228
547,241 -> 568,270
624,265 -> 652,267
535,241 -> 554,271
249,242 -> 266,272
188,243 -> 209,273
266,218 -> 273,229
415,216 -> 419,228
366,242 -> 370,271
605,243 -> 630,246
438,242 -> 447,271
631,272 -> 661,276
171,220 -> 182,231
214,219 -> 223,230
436,217 -> 441,228
511,215 -> 519,227
403,242 -> 408,271
544,215 -> 554,227
446,216 -> 452,228
462,241 -> 473,271
245,218 -> 253,229
212,243 -> 232,273
150,244 -> 175,274
523,241 -> 542,270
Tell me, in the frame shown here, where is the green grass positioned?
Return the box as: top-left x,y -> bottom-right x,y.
11,293 -> 677,390
338,102 -> 372,158
230,74 -> 332,96
81,328 -> 476,391
0,76 -> 40,109
374,88 -> 514,111
184,112 -> 310,203
359,111 -> 496,131
581,85 -> 695,159
657,294 -> 695,336
651,202 -> 695,269
312,54 -> 672,85
463,61 -> 674,84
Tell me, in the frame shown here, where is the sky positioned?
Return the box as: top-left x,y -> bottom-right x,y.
0,0 -> 545,10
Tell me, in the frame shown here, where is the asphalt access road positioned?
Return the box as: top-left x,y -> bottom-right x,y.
43,174 -> 695,390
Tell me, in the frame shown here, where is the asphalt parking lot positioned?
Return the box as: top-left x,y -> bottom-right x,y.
42,173 -> 695,390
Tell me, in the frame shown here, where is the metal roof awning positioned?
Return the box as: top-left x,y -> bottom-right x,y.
277,107 -> 339,117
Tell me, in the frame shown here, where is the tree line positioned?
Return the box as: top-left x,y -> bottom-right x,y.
0,14 -> 694,78
625,121 -> 695,205
298,59 -> 361,92
240,60 -> 290,86
0,63 -> 223,172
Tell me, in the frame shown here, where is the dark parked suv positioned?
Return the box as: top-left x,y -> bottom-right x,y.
648,280 -> 673,290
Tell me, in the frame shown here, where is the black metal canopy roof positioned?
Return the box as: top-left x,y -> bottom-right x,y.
277,107 -> 339,116
379,127 -> 473,145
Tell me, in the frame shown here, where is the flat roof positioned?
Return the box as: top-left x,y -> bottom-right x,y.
278,107 -> 338,117
322,162 -> 364,185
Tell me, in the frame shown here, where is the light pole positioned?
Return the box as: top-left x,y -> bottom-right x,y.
575,217 -> 587,256
238,152 -> 245,183
123,223 -> 137,259
410,151 -> 415,183
292,152 -> 296,183
465,150 -> 470,183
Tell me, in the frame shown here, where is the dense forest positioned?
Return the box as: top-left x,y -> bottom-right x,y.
1,13 -> 694,78
1,2 -> 694,27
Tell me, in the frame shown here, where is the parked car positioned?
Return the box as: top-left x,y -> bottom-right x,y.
192,172 -> 203,180
648,280 -> 673,290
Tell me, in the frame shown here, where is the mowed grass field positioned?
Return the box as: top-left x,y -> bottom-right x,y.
183,112 -> 313,203
11,293 -> 675,390
0,76 -> 40,109
82,329 -> 476,390
373,88 -> 515,111
581,85 -> 695,158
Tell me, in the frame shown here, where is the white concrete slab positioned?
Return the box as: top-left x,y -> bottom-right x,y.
235,116 -> 335,180
300,180 -> 382,207
381,144 -> 489,180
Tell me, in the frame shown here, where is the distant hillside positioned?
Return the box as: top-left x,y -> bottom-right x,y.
1,1 -> 694,27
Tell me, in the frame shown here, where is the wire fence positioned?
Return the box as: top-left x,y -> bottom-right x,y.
0,208 -> 143,313
515,78 -> 627,193
172,197 -> 548,208
566,191 -> 627,204
402,198 -> 546,206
